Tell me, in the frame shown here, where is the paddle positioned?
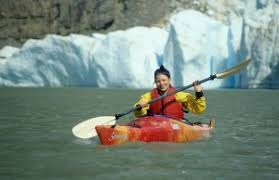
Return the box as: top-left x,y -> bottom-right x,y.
72,58 -> 251,139
72,116 -> 116,139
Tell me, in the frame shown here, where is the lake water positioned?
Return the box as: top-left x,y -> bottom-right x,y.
0,88 -> 278,180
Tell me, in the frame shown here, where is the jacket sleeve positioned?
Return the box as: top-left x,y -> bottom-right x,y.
134,92 -> 151,117
175,91 -> 206,114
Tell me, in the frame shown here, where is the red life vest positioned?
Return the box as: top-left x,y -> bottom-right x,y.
149,87 -> 184,120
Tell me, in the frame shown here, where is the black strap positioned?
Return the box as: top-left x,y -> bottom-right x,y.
195,91 -> 204,99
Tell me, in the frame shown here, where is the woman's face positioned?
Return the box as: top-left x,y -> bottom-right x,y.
155,74 -> 171,92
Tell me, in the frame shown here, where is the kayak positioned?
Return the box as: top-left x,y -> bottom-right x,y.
96,116 -> 214,145
95,116 -> 214,145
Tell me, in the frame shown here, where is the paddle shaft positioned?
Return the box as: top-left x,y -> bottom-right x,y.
115,74 -> 217,119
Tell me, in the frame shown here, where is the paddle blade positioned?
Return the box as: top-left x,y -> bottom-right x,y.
72,116 -> 116,139
216,59 -> 251,79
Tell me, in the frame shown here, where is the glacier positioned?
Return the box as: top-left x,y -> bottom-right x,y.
0,27 -> 168,87
0,1 -> 278,88
0,46 -> 19,65
91,27 -> 168,88
164,10 -> 240,88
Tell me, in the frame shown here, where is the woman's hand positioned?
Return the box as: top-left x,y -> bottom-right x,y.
136,102 -> 148,110
193,81 -> 203,92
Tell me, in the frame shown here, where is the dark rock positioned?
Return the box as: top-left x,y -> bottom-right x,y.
0,0 -> 205,48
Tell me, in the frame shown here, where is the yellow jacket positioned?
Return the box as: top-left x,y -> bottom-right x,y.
134,91 -> 206,117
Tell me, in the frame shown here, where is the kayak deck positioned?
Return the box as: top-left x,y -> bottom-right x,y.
95,116 -> 214,145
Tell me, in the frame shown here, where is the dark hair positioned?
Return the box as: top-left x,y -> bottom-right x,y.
154,65 -> 170,79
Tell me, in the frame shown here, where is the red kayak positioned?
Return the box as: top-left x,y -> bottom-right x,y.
95,116 -> 214,145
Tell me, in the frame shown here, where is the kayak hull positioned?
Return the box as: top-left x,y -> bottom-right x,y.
95,116 -> 213,145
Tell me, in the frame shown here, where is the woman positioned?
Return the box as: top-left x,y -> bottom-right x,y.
134,65 -> 206,120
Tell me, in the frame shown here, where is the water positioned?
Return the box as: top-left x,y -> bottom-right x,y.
0,88 -> 278,180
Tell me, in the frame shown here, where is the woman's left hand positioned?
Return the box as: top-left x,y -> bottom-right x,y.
193,81 -> 202,92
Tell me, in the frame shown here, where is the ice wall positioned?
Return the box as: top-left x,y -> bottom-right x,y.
0,34 -> 97,86
0,1 -> 278,88
0,28 -> 168,88
91,27 -> 168,88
